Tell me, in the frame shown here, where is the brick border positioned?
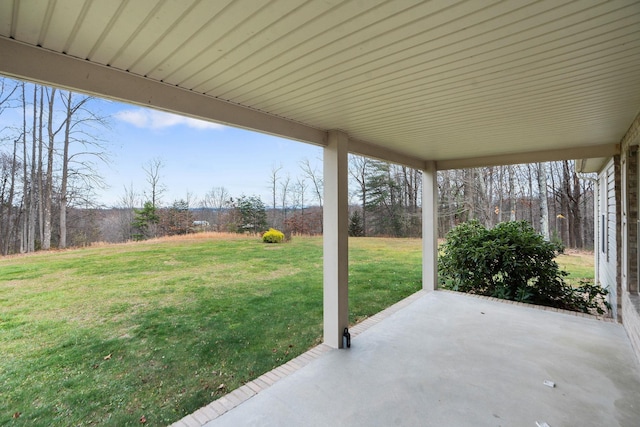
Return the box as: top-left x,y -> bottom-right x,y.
169,290 -> 429,426
168,343 -> 333,426
439,289 -> 616,323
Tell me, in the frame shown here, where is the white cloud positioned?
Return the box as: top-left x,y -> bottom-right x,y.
114,108 -> 225,130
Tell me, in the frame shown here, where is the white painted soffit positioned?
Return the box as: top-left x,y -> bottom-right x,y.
577,157 -> 610,174
0,0 -> 639,169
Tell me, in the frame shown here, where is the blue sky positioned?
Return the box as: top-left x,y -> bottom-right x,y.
95,99 -> 323,208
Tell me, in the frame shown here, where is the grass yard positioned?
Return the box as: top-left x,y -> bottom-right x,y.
0,235 -> 595,426
0,235 -> 422,426
556,250 -> 596,285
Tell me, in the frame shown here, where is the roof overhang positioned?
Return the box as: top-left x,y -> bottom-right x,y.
1,0 -> 639,170
576,157 -> 611,174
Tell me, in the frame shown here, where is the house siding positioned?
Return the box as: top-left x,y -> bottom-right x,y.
598,159 -> 619,320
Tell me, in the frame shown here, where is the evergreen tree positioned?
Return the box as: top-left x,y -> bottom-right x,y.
161,199 -> 193,236
349,210 -> 364,237
132,201 -> 159,241
236,195 -> 267,234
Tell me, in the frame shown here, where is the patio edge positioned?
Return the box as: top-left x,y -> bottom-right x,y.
168,289 -> 429,427
170,288 -> 614,426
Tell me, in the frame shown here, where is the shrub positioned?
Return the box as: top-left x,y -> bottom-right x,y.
262,228 -> 285,243
438,220 -> 610,314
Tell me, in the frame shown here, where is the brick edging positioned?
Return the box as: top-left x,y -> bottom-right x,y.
169,343 -> 333,426
169,289 -> 429,426
438,289 -> 616,323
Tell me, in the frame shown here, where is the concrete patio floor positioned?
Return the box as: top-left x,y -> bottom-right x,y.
177,290 -> 640,427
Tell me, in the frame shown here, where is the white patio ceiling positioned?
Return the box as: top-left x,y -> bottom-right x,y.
1,0 -> 639,169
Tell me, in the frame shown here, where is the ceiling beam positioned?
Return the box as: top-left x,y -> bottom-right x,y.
0,37 -> 327,147
437,143 -> 619,170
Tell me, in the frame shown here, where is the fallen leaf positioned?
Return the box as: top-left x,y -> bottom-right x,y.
217,384 -> 226,390
93,364 -> 100,369
140,415 -> 147,423
13,412 -> 20,419
104,354 -> 112,360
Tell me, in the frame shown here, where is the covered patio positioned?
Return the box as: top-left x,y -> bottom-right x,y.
172,290 -> 640,427
1,1 -> 640,425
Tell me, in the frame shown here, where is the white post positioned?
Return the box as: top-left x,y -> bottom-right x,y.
422,161 -> 438,291
323,130 -> 350,348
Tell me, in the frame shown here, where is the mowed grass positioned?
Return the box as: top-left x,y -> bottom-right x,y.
556,250 -> 595,286
0,235 -> 422,426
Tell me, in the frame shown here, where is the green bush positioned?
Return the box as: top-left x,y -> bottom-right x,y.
262,228 -> 285,243
438,220 -> 610,314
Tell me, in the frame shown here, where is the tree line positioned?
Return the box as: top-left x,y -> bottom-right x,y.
0,79 -> 108,255
27,155 -> 594,252
0,78 -> 596,254
437,162 -> 595,248
347,158 -> 594,250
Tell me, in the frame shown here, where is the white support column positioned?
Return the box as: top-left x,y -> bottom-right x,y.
323,130 -> 350,348
422,161 -> 438,291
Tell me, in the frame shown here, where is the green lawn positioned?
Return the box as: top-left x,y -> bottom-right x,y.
556,251 -> 596,285
0,235 -> 422,426
0,235 -> 594,426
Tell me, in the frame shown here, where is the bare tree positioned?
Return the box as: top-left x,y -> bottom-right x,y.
300,158 -> 323,207
59,91 -> 82,249
269,164 -> 282,227
43,87 -> 65,250
201,186 -> 230,231
20,82 -> 29,253
349,155 -> 372,236
0,79 -> 19,254
569,162 -> 583,248
57,90 -> 109,248
508,165 -> 516,221
143,157 -> 166,209
283,176 -> 311,234
115,182 -> 140,241
438,170 -> 455,234
0,77 -> 18,129
560,161 -> 571,245
537,162 -> 550,241
280,173 -> 291,224
294,176 -> 307,214
26,83 -> 39,252
36,86 -> 44,244
1,136 -> 20,255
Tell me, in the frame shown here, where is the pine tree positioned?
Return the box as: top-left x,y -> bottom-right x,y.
349,210 -> 364,237
132,201 -> 159,241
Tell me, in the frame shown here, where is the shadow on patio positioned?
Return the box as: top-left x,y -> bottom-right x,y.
173,291 -> 640,427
